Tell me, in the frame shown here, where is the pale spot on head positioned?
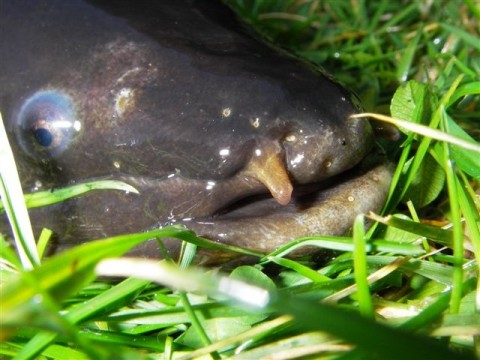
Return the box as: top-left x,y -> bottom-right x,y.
251,117 -> 260,128
285,134 -> 296,142
222,107 -> 232,118
114,88 -> 136,117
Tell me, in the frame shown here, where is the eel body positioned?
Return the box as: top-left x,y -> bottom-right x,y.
0,1 -> 391,261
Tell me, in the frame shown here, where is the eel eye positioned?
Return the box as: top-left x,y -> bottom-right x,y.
16,91 -> 81,158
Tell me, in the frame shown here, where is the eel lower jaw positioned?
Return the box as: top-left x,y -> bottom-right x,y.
177,158 -> 393,259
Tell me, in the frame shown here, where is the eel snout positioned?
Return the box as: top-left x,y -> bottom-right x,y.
229,108 -> 375,209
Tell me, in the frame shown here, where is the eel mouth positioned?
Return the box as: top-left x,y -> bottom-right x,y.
129,156 -> 392,262
35,151 -> 391,262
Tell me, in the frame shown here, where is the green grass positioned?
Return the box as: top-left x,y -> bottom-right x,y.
1,0 -> 479,359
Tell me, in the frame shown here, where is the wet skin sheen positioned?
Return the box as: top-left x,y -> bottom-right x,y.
0,0 -> 392,262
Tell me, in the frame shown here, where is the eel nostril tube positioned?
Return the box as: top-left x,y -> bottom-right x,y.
243,144 -> 293,206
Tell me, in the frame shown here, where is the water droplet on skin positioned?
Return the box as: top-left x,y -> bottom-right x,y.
206,181 -> 216,190
113,161 -> 121,169
219,148 -> 230,157
348,196 -> 355,202
33,180 -> 42,191
290,153 -> 304,168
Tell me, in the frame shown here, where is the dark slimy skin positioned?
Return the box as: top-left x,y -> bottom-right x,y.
0,1 -> 391,262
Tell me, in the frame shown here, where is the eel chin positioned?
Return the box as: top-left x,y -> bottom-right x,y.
130,157 -> 392,264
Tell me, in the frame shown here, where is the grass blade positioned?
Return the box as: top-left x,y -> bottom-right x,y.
0,114 -> 39,269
